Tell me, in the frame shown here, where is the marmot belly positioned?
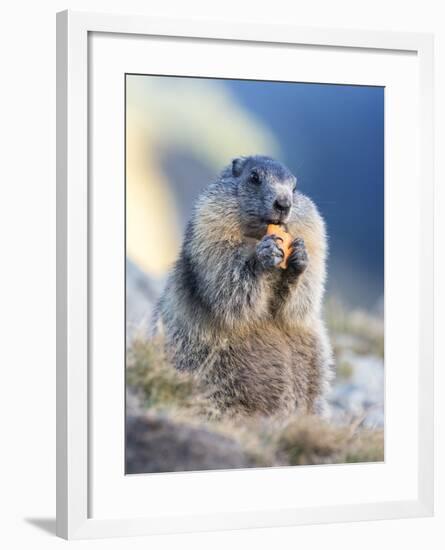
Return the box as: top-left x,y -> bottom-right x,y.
198,326 -> 319,416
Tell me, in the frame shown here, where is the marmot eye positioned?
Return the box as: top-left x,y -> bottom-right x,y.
249,171 -> 261,185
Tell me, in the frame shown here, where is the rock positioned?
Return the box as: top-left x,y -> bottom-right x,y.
126,259 -> 164,344
126,413 -> 254,474
329,350 -> 384,428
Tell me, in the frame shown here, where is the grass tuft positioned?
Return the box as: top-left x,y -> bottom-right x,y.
126,336 -> 213,417
277,415 -> 383,465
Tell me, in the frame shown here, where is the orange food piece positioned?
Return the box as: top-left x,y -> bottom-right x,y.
266,224 -> 292,269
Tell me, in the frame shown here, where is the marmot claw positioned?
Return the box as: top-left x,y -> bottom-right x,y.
286,237 -> 309,275
256,234 -> 285,269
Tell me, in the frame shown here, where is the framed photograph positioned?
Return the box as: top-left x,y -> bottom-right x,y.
56,10 -> 434,539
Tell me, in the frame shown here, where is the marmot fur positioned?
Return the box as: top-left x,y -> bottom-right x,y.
154,155 -> 333,418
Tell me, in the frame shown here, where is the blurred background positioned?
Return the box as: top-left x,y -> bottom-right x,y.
126,75 -> 384,324
126,75 -> 385,450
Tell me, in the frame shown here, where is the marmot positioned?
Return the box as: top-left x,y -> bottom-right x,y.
153,155 -> 333,418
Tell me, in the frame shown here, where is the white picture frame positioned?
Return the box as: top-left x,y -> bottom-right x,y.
56,10 -> 434,540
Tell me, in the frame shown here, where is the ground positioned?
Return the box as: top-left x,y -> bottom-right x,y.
125,298 -> 384,473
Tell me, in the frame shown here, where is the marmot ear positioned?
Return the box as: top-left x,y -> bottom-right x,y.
232,157 -> 247,177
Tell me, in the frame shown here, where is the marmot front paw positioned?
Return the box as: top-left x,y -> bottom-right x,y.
286,237 -> 309,275
256,234 -> 284,269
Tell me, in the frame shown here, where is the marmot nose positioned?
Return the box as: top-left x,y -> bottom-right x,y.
273,197 -> 291,215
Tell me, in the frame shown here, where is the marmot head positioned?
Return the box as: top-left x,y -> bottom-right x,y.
230,155 -> 297,236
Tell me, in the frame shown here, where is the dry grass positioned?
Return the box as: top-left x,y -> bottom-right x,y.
126,336 -> 384,470
127,336 -> 214,417
277,415 -> 383,465
325,297 -> 384,358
